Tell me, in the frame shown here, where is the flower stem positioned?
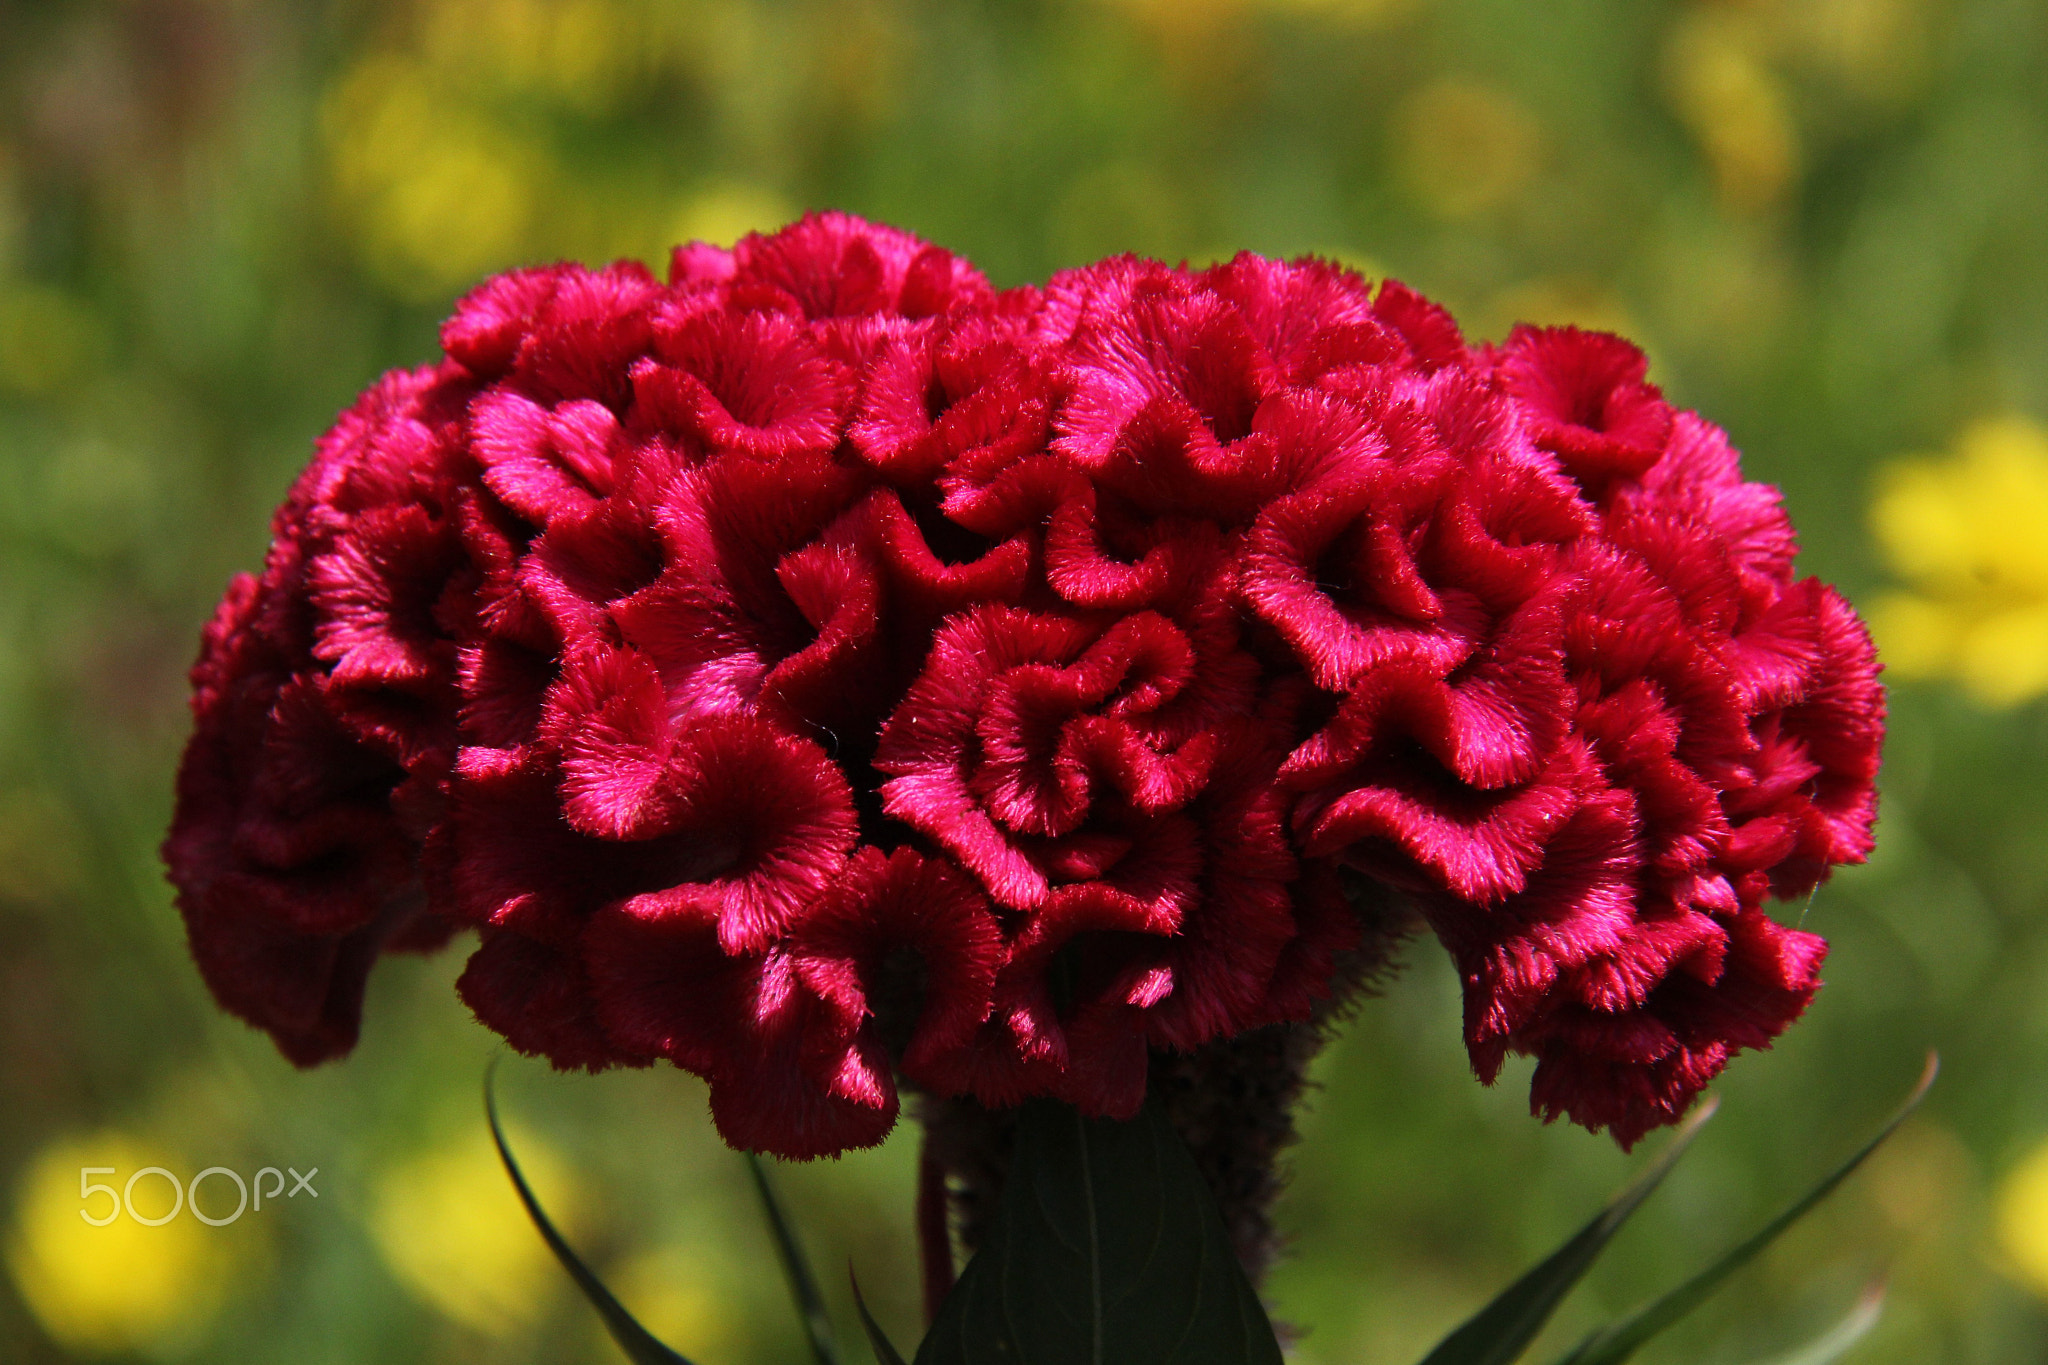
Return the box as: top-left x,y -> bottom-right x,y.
916,1128 -> 957,1324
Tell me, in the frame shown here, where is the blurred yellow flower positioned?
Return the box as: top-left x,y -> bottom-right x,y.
419,0 -> 653,113
323,55 -> 548,299
1868,417 -> 2048,706
1786,0 -> 1931,102
1257,0 -> 1417,16
1097,0 -> 1419,32
668,182 -> 801,253
1480,277 -> 1642,349
4,1134 -> 233,1354
369,1124 -> 586,1335
1390,79 -> 1540,220
1996,1136 -> 2048,1299
1865,1118 -> 1975,1235
599,1243 -> 743,1359
317,0 -> 777,296
1662,9 -> 1801,215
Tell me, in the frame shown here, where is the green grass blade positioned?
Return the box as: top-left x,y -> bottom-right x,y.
1555,1054 -> 1937,1365
1740,1282 -> 1884,1365
1415,1097 -> 1720,1365
483,1059 -> 698,1365
851,1269 -> 912,1365
747,1153 -> 844,1365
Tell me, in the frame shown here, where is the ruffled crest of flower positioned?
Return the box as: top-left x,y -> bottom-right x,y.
168,216 -> 1882,1160
451,665 -> 859,953
851,310 -> 1049,492
876,604 -> 1239,908
667,239 -> 737,288
790,847 -> 1006,1078
444,261 -> 664,411
1367,280 -> 1471,371
469,389 -> 627,527
1638,411 -> 1800,588
460,925 -> 640,1073
1492,325 -> 1674,498
1520,907 -> 1826,1148
1053,263 -> 1285,521
165,363 -> 477,1065
604,452 -> 880,732
1198,253 -> 1395,384
1379,417 -> 1878,1144
731,210 -> 993,322
440,265 -> 583,380
636,305 -> 855,458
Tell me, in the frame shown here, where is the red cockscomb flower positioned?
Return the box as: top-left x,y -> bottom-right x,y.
166,214 -> 1881,1163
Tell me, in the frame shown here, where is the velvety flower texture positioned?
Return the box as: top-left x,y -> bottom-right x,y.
165,214 -> 1882,1155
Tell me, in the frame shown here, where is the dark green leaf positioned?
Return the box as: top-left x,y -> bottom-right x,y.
1415,1096 -> 1720,1365
1554,1054 -> 1937,1365
851,1270 -> 911,1365
1738,1283 -> 1884,1365
483,1060 -> 698,1365
913,1098 -> 1284,1365
746,1153 -> 843,1365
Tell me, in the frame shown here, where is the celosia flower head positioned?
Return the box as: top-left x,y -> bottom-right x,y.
165,214 -> 1882,1156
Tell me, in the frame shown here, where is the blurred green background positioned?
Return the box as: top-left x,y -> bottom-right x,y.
2,0 -> 2047,1361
